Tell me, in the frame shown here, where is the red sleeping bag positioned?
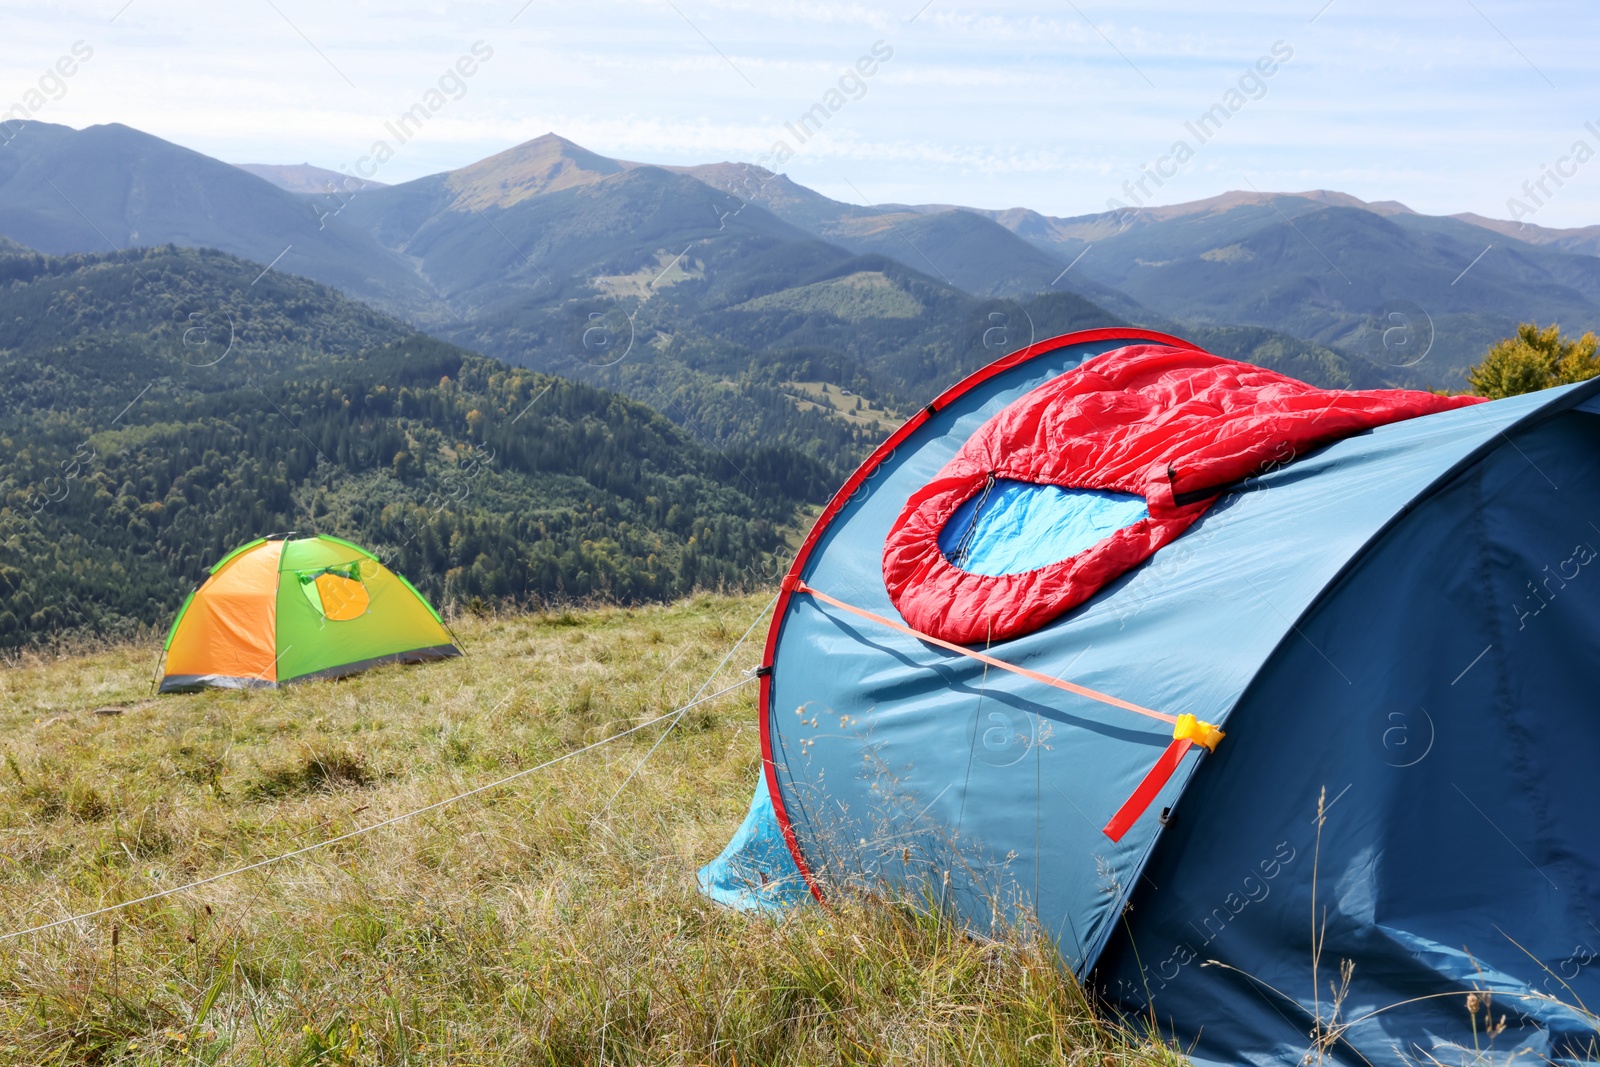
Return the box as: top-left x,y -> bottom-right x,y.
882,345 -> 1483,645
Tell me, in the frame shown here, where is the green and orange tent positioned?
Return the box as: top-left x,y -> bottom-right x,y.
158,533 -> 461,693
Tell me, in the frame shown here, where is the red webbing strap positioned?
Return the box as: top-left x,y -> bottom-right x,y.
1103,738 -> 1192,842
795,581 -> 1177,726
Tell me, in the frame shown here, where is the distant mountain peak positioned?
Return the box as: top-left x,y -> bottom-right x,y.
1088,188 -> 1418,225
442,132 -> 628,209
235,162 -> 389,195
662,160 -> 777,184
1446,210 -> 1600,250
1283,189 -> 1416,216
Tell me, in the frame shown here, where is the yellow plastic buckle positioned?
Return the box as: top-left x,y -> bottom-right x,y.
1173,713 -> 1225,752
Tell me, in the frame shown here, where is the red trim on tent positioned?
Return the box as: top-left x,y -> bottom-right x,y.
757,328 -> 1204,904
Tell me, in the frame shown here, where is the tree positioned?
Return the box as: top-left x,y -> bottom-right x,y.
1466,322 -> 1600,399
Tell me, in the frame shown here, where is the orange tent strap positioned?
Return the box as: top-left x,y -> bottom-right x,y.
794,581 -> 1177,726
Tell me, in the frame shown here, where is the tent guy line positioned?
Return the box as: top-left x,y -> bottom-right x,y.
606,592 -> 779,808
0,675 -> 755,944
793,581 -> 1186,728
790,579 -> 1225,843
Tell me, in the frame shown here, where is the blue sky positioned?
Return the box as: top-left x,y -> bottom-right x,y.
5,0 -> 1599,226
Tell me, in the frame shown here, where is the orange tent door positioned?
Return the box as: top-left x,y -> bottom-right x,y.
162,541 -> 283,686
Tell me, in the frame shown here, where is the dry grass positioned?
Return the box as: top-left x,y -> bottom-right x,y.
0,593 -> 1182,1065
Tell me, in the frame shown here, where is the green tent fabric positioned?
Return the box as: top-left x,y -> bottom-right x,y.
159,533 -> 461,692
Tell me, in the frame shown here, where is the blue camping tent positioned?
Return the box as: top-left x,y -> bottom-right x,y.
701,328 -> 1600,1065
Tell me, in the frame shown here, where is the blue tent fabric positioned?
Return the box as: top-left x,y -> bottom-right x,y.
704,329 -> 1600,1064
1095,394 -> 1600,1065
938,481 -> 1149,576
697,774 -> 809,913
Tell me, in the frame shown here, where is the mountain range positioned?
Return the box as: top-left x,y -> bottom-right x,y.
2,123 -> 1585,416
686,175 -> 1600,383
3,119 -> 1590,643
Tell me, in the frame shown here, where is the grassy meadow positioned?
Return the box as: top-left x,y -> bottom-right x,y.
0,593 -> 1182,1065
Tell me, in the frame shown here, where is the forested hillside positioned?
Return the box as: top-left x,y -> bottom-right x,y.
0,246 -> 829,647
